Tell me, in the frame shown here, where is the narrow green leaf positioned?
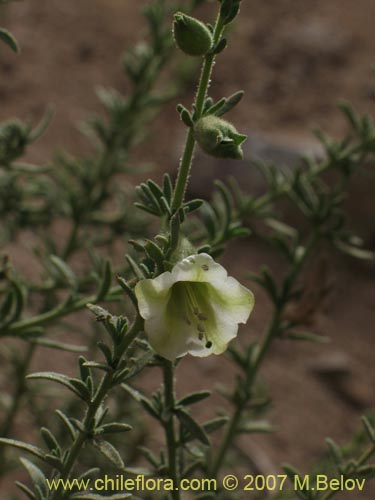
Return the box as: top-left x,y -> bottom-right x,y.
20,458 -> 47,496
175,408 -> 210,445
163,173 -> 173,203
26,372 -> 87,401
0,438 -> 46,461
237,420 -> 275,434
55,410 -> 76,441
326,438 -> 343,465
40,427 -> 60,454
28,337 -> 87,353
216,90 -> 244,116
334,238 -> 375,261
177,391 -> 211,407
121,384 -> 159,420
96,423 -> 132,435
203,416 -> 229,434
15,481 -> 37,500
49,255 -> 77,288
361,416 -> 375,443
96,260 -> 112,301
287,331 -> 330,344
91,439 -> 125,470
0,27 -> 20,53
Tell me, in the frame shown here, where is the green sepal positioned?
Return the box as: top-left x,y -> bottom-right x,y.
194,115 -> 247,159
173,12 -> 213,56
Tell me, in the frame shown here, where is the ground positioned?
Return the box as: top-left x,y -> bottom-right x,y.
0,0 -> 374,498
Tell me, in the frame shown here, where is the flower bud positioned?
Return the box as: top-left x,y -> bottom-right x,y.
173,13 -> 213,56
193,115 -> 247,159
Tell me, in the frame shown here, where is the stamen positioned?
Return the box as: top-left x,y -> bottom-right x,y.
183,316 -> 191,325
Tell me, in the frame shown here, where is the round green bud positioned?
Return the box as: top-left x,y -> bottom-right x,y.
173,12 -> 213,56
193,115 -> 247,160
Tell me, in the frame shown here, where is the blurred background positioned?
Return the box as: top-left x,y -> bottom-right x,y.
0,0 -> 374,498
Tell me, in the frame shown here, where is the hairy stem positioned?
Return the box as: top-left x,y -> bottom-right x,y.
49,314 -> 142,499
171,15 -> 225,212
162,360 -> 180,500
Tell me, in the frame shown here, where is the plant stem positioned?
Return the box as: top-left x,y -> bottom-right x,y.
50,314 -> 142,499
210,235 -> 318,477
0,344 -> 36,476
1,286 -> 123,337
209,311 -> 281,478
171,16 -> 225,212
245,143 -> 365,218
162,359 -> 180,500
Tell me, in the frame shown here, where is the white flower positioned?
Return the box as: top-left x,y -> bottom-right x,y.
135,253 -> 254,360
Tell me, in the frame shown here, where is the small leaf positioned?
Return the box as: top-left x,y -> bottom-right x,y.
96,423 -> 132,435
180,108 -> 194,127
286,331 -> 330,344
121,384 -> 159,419
203,416 -> 229,433
177,391 -> 211,407
212,37 -> 227,54
96,260 -> 112,301
163,173 -> 173,203
49,255 -> 77,288
237,420 -> 275,434
28,337 -> 87,353
55,410 -> 76,441
15,481 -> 37,500
91,439 -> 125,470
20,458 -> 47,496
0,438 -> 46,461
184,199 -> 204,214
216,90 -> 244,116
0,27 -> 20,53
326,438 -> 343,465
40,427 -> 60,454
334,238 -> 375,261
361,416 -> 375,443
27,372 -> 88,401
175,408 -> 210,445
138,446 -> 160,467
264,217 -> 298,239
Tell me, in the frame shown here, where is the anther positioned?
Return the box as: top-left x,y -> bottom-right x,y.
193,307 -> 199,315
198,313 -> 207,321
205,341 -> 212,349
197,324 -> 205,333
201,264 -> 209,271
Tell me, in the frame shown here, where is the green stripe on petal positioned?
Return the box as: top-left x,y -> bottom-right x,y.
134,254 -> 254,360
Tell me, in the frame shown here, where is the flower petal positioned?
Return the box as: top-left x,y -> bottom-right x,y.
134,253 -> 254,360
